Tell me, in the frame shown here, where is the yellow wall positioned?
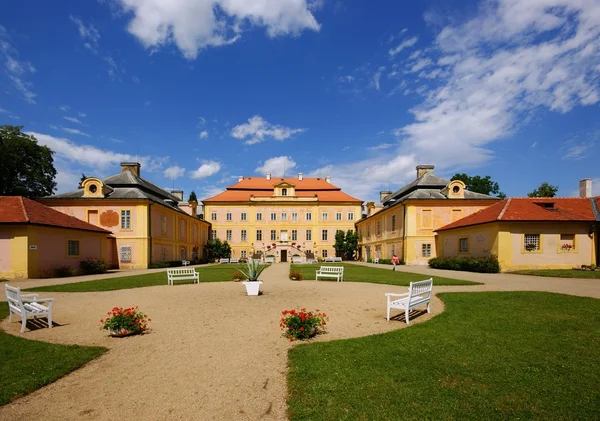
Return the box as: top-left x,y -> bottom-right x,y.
436,221 -> 596,271
204,201 -> 361,261
356,200 -> 496,264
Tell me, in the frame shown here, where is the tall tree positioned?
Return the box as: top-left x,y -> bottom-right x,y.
334,230 -> 346,257
0,125 -> 57,198
206,238 -> 231,259
528,182 -> 559,198
451,173 -> 505,198
344,230 -> 359,260
188,191 -> 198,202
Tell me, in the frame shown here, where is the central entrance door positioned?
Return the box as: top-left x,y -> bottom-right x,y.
281,250 -> 288,262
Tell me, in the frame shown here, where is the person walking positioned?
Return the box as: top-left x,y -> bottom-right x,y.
392,254 -> 399,271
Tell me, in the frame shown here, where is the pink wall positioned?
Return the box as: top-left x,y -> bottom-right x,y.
37,232 -> 103,272
48,204 -> 141,238
0,230 -> 11,272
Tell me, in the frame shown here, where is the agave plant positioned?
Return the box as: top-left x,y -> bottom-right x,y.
238,259 -> 267,282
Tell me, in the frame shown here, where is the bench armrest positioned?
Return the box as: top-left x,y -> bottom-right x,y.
25,297 -> 54,304
20,293 -> 40,300
385,293 -> 409,298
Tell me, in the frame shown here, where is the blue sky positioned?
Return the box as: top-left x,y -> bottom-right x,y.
1,0 -> 599,202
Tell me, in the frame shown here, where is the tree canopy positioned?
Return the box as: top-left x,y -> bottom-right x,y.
0,126 -> 57,198
334,230 -> 358,260
451,173 -> 505,198
528,182 -> 559,198
206,238 -> 231,260
188,191 -> 198,202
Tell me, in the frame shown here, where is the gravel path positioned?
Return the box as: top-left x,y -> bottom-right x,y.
1,263 -> 598,420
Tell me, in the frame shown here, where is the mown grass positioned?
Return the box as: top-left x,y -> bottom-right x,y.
288,292 -> 600,420
291,263 -> 479,286
26,264 -> 251,292
0,306 -> 107,406
511,269 -> 600,279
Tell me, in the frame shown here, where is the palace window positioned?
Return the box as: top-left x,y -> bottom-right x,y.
226,212 -> 232,221
367,224 -> 371,238
67,240 -> 79,256
256,230 -> 262,241
322,212 -> 328,221
226,230 -> 232,241
459,237 -> 469,253
282,212 -> 287,221
292,212 -> 298,221
120,246 -> 132,262
336,212 -> 342,221
322,249 -> 328,258
348,212 -> 354,221
322,230 -> 328,241
306,212 -> 312,221
193,225 -> 198,241
161,215 -> 167,233
270,213 -> 277,221
271,230 -> 277,241
120,210 -> 131,229
422,244 -> 432,258
211,230 -> 217,239
282,188 -> 288,196
241,212 -> 247,221
306,229 -> 312,241
376,221 -> 381,236
292,230 -> 298,241
180,220 -> 185,239
256,213 -> 262,221
241,230 -> 247,241
391,215 -> 396,231
211,212 -> 217,221
524,234 -> 540,251
241,250 -> 247,258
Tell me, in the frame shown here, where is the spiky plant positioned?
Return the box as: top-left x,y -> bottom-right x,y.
238,259 -> 268,281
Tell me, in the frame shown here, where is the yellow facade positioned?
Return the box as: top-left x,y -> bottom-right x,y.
0,224 -> 111,279
436,222 -> 597,271
204,201 -> 361,261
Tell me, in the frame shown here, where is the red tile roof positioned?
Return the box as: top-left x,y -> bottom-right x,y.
0,196 -> 111,233
436,198 -> 597,231
203,189 -> 361,203
228,177 -> 339,190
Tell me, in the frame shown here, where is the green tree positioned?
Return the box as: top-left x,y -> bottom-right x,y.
344,230 -> 359,260
451,173 -> 505,198
0,125 -> 57,198
334,230 -> 346,257
188,191 -> 198,202
528,182 -> 559,198
206,238 -> 231,259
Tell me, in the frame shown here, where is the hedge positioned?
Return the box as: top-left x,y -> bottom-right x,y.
428,255 -> 501,273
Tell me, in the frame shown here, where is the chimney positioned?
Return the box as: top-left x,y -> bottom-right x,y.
121,162 -> 141,177
380,191 -> 392,202
579,178 -> 592,198
238,176 -> 244,182
189,201 -> 198,217
172,190 -> 184,201
266,173 -> 271,180
416,165 -> 435,179
325,176 -> 331,183
298,173 -> 303,181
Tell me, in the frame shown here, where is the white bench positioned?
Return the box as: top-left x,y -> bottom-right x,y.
315,266 -> 344,282
219,258 -> 230,264
264,257 -> 275,264
182,260 -> 190,266
5,284 -> 54,333
229,258 -> 240,264
291,256 -> 303,263
167,268 -> 199,285
385,278 -> 433,324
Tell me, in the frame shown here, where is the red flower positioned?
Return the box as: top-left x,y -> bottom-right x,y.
300,327 -> 304,332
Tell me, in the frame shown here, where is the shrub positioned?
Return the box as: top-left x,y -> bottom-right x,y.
80,258 -> 107,275
54,266 -> 74,277
428,255 -> 501,273
280,308 -> 328,341
100,306 -> 150,336
289,270 -> 304,280
231,271 -> 247,281
148,262 -> 169,269
379,258 -> 392,265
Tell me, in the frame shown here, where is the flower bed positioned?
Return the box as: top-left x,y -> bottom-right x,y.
280,308 -> 328,341
100,306 -> 151,337
289,270 -> 304,280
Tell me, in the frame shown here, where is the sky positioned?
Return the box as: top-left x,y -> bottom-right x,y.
1,0 -> 599,203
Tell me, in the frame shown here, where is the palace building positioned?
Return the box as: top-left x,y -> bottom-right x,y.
202,173 -> 362,262
41,162 -> 211,269
355,165 -> 500,265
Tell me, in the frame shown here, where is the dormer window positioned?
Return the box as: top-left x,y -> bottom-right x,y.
89,184 -> 97,193
452,185 -> 460,194
282,188 -> 288,196
535,202 -> 555,210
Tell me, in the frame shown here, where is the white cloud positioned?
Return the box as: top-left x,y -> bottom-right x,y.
164,165 -> 186,180
338,75 -> 355,83
110,137 -> 124,143
0,107 -> 5,113
189,160 -> 221,179
61,127 -> 91,137
199,130 -> 208,139
388,36 -> 418,56
111,0 -> 320,59
59,105 -> 70,112
409,58 -> 432,73
371,66 -> 385,90
78,111 -> 87,117
63,116 -> 86,125
368,143 -> 394,151
563,141 -> 596,160
105,56 -> 124,81
132,75 -> 140,83
69,15 -> 101,53
255,156 -> 296,177
0,25 -> 37,104
231,115 -> 306,145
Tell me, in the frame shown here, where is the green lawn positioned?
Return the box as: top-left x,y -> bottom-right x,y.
0,306 -> 107,406
26,264 -> 250,292
511,269 -> 600,279
291,263 -> 479,286
287,292 -> 600,420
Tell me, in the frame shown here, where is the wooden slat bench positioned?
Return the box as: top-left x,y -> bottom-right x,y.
315,266 -> 344,282
229,258 -> 240,264
5,284 -> 54,333
385,278 -> 433,324
167,268 -> 199,285
219,258 -> 230,264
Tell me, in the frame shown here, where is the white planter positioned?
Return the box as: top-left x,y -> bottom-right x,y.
243,280 -> 263,296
